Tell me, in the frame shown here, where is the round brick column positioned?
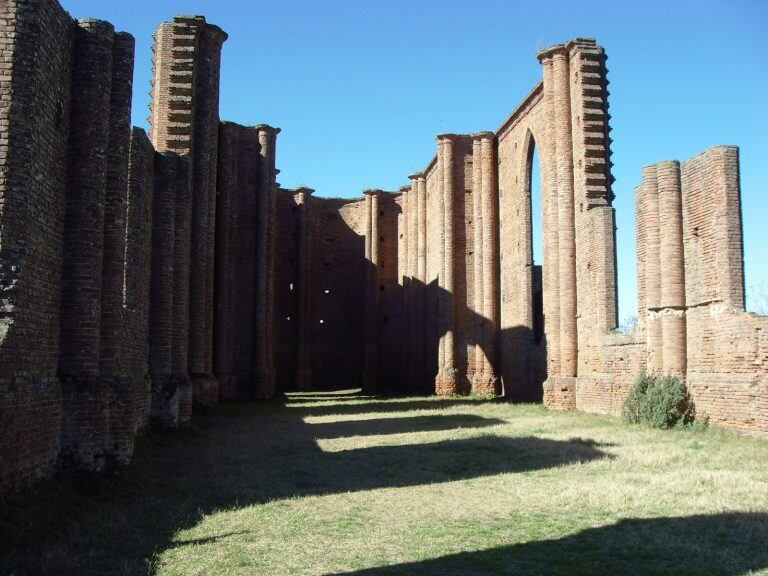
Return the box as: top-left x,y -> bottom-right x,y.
59,19 -> 115,468
435,134 -> 460,395
642,164 -> 664,373
363,189 -> 380,392
471,138 -> 485,389
480,132 -> 500,394
657,161 -> 687,376
252,125 -> 279,399
552,50 -> 578,378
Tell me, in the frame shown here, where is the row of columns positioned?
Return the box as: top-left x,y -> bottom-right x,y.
58,20 -> 140,466
430,132 -> 500,395
638,162 -> 687,376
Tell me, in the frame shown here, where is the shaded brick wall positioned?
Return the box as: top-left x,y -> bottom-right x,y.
0,0 -> 73,494
310,198 -> 367,390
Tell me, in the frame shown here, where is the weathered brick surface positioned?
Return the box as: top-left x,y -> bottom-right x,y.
0,2 -> 765,496
0,0 -> 72,493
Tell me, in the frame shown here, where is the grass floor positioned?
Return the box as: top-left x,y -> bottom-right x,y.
2,390 -> 768,575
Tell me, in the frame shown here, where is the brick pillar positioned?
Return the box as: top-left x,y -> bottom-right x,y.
124,128 -> 155,431
149,153 -> 179,428
59,19 -> 114,469
479,132 -> 500,394
399,185 -> 411,385
416,173 -> 428,386
101,31 -> 136,461
435,134 -> 460,395
406,182 -> 420,387
537,52 -> 561,378
657,161 -> 687,376
642,165 -> 663,373
172,157 -> 193,424
253,125 -> 279,398
552,49 -> 578,378
148,16 -> 228,409
470,138 -> 485,389
295,187 -> 315,390
213,124 -> 235,399
191,24 -> 227,410
363,189 -> 380,392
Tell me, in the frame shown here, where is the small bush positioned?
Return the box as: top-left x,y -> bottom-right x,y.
622,372 -> 699,429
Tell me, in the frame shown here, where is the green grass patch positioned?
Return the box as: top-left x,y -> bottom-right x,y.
1,390 -> 767,575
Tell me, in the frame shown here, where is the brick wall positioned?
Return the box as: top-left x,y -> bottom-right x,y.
0,0 -> 74,493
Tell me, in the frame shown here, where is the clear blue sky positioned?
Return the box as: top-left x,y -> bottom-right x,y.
64,0 -> 768,323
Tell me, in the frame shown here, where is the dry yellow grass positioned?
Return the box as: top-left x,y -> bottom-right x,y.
2,389 -> 767,575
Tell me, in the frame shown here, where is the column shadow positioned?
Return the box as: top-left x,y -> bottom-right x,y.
323,512 -> 768,576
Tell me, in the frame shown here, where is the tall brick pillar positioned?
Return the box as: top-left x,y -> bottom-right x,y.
363,189 -> 381,392
171,157 -> 193,424
213,124 -> 235,399
408,180 -> 419,385
59,19 -> 114,468
294,187 -> 315,390
642,165 -> 664,372
190,23 -> 227,410
416,173 -> 428,387
537,52 -> 561,378
148,16 -> 228,409
551,49 -> 578,378
470,138 -> 485,388
657,161 -> 687,376
399,185 -> 411,385
435,134 -> 460,395
478,132 -> 500,394
101,32 -> 136,461
253,124 -> 280,398
149,153 -> 180,428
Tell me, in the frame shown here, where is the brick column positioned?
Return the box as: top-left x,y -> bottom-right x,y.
479,132 -> 499,394
102,32 -> 136,460
213,124 -> 235,399
149,153 -> 180,428
657,161 -> 687,376
294,187 -> 315,390
191,24 -> 227,410
253,124 -> 279,398
435,134 -> 460,395
406,182 -> 420,386
537,52 -> 561,378
642,165 -> 663,372
416,173 -> 428,386
399,185 -> 411,384
470,138 -> 485,389
59,19 -> 114,468
551,49 -> 578,378
172,157 -> 193,424
363,189 -> 380,392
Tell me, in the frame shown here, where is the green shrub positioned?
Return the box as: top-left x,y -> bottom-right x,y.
622,372 -> 699,429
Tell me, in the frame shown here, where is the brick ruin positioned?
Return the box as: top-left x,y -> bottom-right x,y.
1,0 -> 766,494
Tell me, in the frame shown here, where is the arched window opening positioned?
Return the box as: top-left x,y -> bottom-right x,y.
526,136 -> 544,345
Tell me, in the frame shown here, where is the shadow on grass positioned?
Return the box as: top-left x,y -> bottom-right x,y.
285,396 -> 504,417
0,396 -> 609,575
305,414 -> 507,439
323,512 -> 768,576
